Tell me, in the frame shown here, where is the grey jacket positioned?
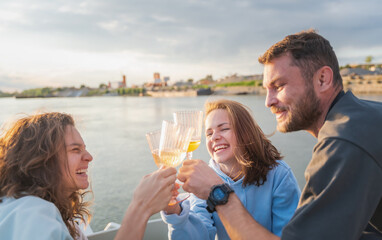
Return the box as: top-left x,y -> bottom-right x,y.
282,91 -> 382,240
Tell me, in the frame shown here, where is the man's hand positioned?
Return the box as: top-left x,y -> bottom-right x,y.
177,159 -> 224,199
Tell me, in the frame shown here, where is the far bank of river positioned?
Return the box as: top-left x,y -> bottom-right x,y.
5,74 -> 382,99
147,83 -> 382,97
146,86 -> 266,97
148,74 -> 382,97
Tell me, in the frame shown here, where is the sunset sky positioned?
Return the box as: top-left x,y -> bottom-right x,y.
1,0 -> 382,92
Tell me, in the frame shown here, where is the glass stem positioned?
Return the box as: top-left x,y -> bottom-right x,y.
186,151 -> 193,160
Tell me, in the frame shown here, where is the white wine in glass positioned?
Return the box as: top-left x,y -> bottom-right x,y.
151,149 -> 186,168
173,111 -> 203,160
146,120 -> 194,205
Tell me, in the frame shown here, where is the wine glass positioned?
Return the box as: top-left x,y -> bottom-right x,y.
146,120 -> 194,205
173,110 -> 203,160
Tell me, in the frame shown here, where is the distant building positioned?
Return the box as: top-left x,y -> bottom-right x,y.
119,75 -> 127,88
163,76 -> 170,84
173,80 -> 193,87
349,63 -> 382,70
217,74 -> 262,83
108,75 -> 127,89
154,72 -> 161,83
197,78 -> 215,85
340,68 -> 374,77
150,73 -> 168,87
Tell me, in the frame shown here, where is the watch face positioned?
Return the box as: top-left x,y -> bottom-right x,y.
213,187 -> 226,201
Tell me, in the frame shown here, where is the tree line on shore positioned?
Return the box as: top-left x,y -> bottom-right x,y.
0,79 -> 265,98
1,59 -> 382,98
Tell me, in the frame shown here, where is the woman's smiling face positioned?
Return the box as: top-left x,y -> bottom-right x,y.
205,109 -> 237,166
62,125 -> 93,194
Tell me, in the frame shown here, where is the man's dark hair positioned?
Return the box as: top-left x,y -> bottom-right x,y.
258,29 -> 343,89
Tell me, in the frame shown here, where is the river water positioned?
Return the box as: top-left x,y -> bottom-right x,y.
1,94 -> 381,231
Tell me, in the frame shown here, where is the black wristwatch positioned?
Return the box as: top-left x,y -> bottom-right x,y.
206,183 -> 234,213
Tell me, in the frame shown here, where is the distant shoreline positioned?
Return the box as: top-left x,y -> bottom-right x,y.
2,73 -> 382,99
146,85 -> 382,97
3,86 -> 382,99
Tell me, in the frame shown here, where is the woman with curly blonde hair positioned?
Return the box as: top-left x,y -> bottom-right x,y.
0,112 -> 177,240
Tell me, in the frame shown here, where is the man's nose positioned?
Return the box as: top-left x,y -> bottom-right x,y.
265,90 -> 277,108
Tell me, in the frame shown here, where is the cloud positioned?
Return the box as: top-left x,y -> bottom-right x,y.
0,0 -> 382,91
98,20 -> 128,33
58,1 -> 95,15
0,72 -> 39,92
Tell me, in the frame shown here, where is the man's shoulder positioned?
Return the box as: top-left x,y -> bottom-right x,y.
314,92 -> 382,170
319,92 -> 382,156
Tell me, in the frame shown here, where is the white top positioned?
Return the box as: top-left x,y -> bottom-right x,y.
0,196 -> 87,240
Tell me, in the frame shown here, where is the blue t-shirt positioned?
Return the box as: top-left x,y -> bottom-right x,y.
161,159 -> 301,239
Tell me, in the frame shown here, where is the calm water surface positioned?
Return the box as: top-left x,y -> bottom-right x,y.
1,94 -> 381,231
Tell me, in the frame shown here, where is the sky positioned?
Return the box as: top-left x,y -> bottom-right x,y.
1,0 -> 382,92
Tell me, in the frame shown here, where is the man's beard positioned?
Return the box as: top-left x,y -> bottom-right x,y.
274,86 -> 322,133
